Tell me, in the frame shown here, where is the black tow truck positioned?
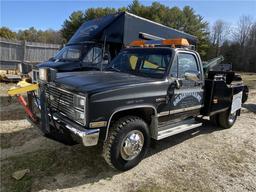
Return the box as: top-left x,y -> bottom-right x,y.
13,12 -> 197,122
24,38 -> 248,171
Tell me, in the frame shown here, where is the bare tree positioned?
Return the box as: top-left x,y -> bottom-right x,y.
247,22 -> 256,72
231,16 -> 254,71
248,22 -> 256,47
233,15 -> 253,48
211,20 -> 230,56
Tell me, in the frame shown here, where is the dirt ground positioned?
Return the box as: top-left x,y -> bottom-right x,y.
0,74 -> 256,192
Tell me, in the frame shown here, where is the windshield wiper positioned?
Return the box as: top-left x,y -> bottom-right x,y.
106,66 -> 120,72
49,57 -> 56,61
58,58 -> 79,62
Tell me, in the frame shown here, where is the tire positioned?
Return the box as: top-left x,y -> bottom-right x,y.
210,114 -> 219,126
103,116 -> 150,171
242,85 -> 249,103
218,110 -> 237,129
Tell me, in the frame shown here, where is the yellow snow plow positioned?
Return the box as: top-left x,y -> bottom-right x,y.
7,79 -> 39,122
7,79 -> 39,96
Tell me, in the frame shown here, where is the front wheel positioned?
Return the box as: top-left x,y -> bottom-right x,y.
103,116 -> 150,171
218,110 -> 238,129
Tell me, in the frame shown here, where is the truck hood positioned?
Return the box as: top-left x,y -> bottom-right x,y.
36,61 -> 81,72
55,71 -> 158,94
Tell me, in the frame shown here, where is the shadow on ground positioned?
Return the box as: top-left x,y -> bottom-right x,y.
0,127 -> 38,149
243,103 -> 256,113
0,96 -> 26,121
0,121 -> 221,192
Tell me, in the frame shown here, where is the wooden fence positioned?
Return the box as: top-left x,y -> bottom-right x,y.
0,37 -> 61,70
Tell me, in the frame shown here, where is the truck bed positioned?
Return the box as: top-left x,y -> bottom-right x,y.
202,71 -> 244,116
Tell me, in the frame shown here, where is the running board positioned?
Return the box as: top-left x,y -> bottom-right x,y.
156,121 -> 202,140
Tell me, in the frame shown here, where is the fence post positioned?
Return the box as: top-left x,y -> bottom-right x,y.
22,40 -> 27,63
19,40 -> 27,73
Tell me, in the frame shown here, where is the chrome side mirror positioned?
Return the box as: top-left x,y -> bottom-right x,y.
175,79 -> 181,89
184,72 -> 199,81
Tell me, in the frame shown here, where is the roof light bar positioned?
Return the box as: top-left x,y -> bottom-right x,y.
129,40 -> 145,47
129,38 -> 190,48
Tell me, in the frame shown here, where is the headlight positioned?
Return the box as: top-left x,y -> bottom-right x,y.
39,68 -> 56,82
73,94 -> 86,110
39,68 -> 48,81
73,94 -> 86,125
74,110 -> 85,125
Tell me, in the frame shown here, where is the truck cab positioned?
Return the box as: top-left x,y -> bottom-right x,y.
31,43 -> 110,82
26,38 -> 246,171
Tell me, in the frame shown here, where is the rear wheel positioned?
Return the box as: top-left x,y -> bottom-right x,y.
103,116 -> 150,171
218,110 -> 237,129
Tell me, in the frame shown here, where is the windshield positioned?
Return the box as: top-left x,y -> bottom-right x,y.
109,49 -> 172,78
52,45 -> 83,61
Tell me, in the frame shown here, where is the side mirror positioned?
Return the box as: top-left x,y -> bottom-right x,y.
184,72 -> 199,81
175,79 -> 181,89
103,53 -> 109,61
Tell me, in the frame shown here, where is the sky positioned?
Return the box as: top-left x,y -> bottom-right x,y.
1,0 -> 256,31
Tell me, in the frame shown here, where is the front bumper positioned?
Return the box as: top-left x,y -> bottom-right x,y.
31,112 -> 100,147
35,89 -> 99,147
53,114 -> 100,146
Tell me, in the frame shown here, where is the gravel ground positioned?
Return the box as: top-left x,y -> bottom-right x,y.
0,83 -> 256,192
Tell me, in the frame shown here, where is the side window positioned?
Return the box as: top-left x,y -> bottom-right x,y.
170,53 -> 199,78
66,48 -> 80,59
83,48 -> 93,63
178,53 -> 198,78
83,47 -> 102,64
93,47 -> 102,64
170,57 -> 178,78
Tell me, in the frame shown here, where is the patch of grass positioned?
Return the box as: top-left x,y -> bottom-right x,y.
1,150 -> 56,192
1,146 -> 110,192
240,73 -> 256,89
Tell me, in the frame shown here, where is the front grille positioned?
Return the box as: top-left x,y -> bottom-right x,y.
45,85 -> 85,125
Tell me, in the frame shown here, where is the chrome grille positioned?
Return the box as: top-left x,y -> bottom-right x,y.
45,85 -> 85,125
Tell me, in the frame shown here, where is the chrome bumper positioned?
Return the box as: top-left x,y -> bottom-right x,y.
46,114 -> 100,147
33,96 -> 100,147
65,124 -> 100,146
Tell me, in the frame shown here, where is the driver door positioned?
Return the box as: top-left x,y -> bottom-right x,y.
159,51 -> 204,124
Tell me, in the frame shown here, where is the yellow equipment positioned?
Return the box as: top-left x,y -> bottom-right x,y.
7,79 -> 39,96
